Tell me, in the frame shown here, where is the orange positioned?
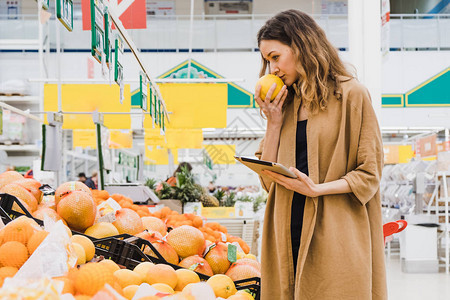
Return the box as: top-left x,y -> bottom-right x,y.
1,216 -> 41,245
178,255 -> 214,277
55,181 -> 92,206
27,230 -> 49,255
174,269 -> 200,291
206,274 -> 237,298
74,262 -> 114,296
57,191 -> 97,232
0,241 -> 29,268
151,283 -> 175,294
192,216 -> 203,228
71,235 -> 95,261
141,216 -> 167,236
1,183 -> 38,212
160,207 -> 171,218
113,269 -> 142,288
112,208 -> 144,235
0,171 -> 23,189
0,266 -> 18,287
84,222 -> 119,239
146,264 -> 177,289
166,225 -> 205,258
54,276 -> 75,295
204,242 -> 231,274
14,179 -> 42,203
256,74 -> 284,101
123,285 -> 139,300
133,262 -> 154,282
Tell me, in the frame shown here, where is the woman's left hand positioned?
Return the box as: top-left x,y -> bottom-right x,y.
262,167 -> 321,197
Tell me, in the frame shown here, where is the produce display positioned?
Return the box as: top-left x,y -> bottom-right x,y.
0,171 -> 261,299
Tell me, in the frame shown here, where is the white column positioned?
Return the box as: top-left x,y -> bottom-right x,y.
348,0 -> 382,120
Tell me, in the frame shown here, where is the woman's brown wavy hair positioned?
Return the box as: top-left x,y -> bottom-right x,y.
257,9 -> 353,114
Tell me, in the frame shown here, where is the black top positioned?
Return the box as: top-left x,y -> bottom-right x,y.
291,120 -> 308,276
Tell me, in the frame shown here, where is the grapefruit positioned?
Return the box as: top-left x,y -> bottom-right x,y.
146,264 -> 178,289
174,269 -> 200,291
1,183 -> 38,212
84,222 -> 119,239
144,240 -> 179,265
14,179 -> 42,203
166,225 -> 205,258
225,263 -> 261,282
256,74 -> 284,101
112,208 -> 144,235
55,181 -> 92,206
178,255 -> 214,277
0,171 -> 23,189
57,191 -> 97,232
204,242 -> 231,274
141,216 -> 167,236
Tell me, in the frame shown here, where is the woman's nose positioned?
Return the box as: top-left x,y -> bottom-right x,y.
270,65 -> 279,75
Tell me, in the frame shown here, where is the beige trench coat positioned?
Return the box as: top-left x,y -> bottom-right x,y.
256,77 -> 387,300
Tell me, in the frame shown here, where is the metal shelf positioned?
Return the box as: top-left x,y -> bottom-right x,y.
0,145 -> 40,152
0,96 -> 40,104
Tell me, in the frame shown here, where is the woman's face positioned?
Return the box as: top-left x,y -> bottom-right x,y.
259,40 -> 299,86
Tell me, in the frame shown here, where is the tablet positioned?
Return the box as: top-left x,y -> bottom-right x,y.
234,156 -> 297,179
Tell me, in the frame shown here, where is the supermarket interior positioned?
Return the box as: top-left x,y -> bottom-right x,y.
0,0 -> 449,299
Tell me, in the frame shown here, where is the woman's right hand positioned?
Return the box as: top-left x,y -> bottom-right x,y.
255,83 -> 288,128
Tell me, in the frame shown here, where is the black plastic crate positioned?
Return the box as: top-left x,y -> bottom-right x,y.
0,193 -> 261,299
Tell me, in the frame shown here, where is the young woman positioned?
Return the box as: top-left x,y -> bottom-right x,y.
254,10 -> 387,299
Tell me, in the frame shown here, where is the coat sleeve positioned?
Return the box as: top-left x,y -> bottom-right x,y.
255,137 -> 274,193
341,86 -> 384,206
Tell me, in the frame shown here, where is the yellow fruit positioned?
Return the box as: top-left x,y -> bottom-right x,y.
113,269 -> 143,288
75,263 -> 114,296
73,242 -> 87,265
27,230 -> 49,255
0,267 -> 18,287
141,216 -> 167,236
98,259 -> 121,275
1,216 -> 41,246
84,222 -> 119,239
206,274 -> 237,298
166,225 -> 205,258
57,191 -> 97,232
71,235 -> 95,262
174,269 -> 200,291
0,241 -> 28,268
1,183 -> 38,212
256,74 -> 284,101
146,264 -> 178,289
55,181 -> 92,206
133,262 -> 154,282
244,254 -> 257,260
152,283 -> 175,294
237,252 -> 245,260
123,285 -> 139,300
0,171 -> 23,189
228,294 -> 254,300
235,290 -> 255,300
112,208 -> 144,235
